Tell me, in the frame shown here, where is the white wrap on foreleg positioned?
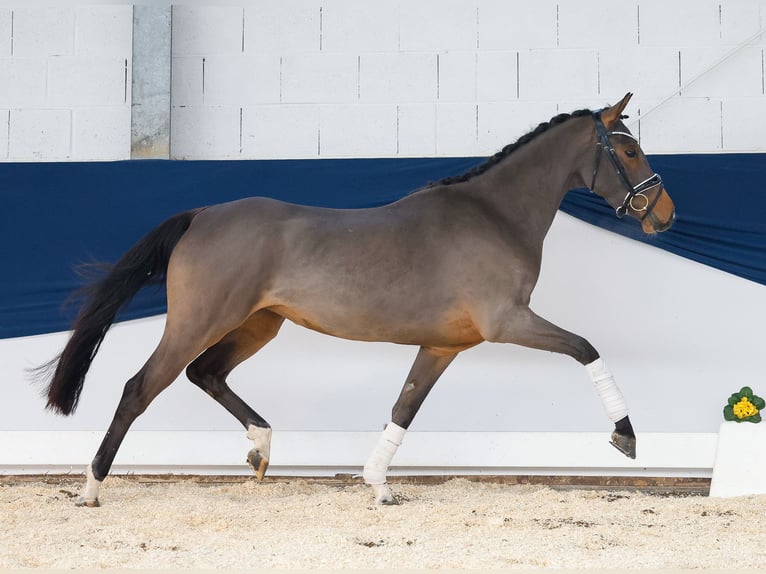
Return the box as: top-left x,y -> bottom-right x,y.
585,357 -> 629,422
363,422 -> 406,485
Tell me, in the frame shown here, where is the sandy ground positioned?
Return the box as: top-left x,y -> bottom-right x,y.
1,475 -> 765,570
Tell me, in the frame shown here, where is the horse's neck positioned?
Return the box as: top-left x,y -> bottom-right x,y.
471,119 -> 592,239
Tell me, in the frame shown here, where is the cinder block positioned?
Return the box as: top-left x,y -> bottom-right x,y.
171,57 -> 203,107
477,52 -> 518,101
172,6 -> 243,56
244,1 -> 319,54
719,0 -> 765,46
0,110 -> 7,158
319,104 -> 397,157
438,53 -> 476,103
0,58 -> 46,106
397,103 -> 436,156
399,0 -> 478,52
722,98 -> 766,151
321,0 -> 398,53
204,55 -> 281,105
9,109 -> 71,160
0,11 -> 11,56
12,7 -> 74,57
435,103 -> 477,156
639,0 -> 720,47
519,50 -> 599,101
281,53 -> 358,104
75,5 -> 132,57
478,101 -> 559,155
170,105 -> 241,159
478,0 -> 557,50
637,97 -> 722,153
242,104 -> 319,159
600,47 -> 679,101
681,47 -> 763,98
360,53 -> 436,103
48,57 -> 127,107
72,107 -> 131,160
559,1 -> 638,49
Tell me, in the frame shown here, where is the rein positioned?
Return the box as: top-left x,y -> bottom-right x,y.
589,111 -> 663,220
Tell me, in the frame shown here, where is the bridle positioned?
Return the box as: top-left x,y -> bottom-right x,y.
589,110 -> 664,219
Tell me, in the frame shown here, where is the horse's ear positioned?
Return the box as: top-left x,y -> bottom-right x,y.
600,92 -> 633,128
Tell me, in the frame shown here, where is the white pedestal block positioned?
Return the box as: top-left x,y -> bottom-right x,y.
709,421 -> 766,497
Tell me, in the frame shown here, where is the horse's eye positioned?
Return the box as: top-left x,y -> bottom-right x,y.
624,149 -> 637,158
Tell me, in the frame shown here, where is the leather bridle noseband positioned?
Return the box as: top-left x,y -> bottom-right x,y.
590,110 -> 664,219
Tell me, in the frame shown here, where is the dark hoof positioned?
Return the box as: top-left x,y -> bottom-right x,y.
380,496 -> 400,506
610,431 -> 636,459
247,449 -> 269,480
75,497 -> 100,508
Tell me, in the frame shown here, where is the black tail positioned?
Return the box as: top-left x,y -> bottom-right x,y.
39,210 -> 198,415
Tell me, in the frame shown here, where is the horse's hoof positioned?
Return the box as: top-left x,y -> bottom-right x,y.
370,483 -> 398,505
610,431 -> 636,459
75,497 -> 100,508
247,449 -> 269,480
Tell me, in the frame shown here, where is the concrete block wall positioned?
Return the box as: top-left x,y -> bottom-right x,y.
1,2 -> 764,161
171,0 -> 766,160
0,6 -> 132,161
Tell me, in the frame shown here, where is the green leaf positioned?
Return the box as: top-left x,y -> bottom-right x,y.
750,413 -> 762,423
752,396 -> 765,410
728,395 -> 740,406
740,386 -> 753,398
723,405 -> 736,421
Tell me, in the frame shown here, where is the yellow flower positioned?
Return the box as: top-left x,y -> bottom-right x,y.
733,397 -> 759,419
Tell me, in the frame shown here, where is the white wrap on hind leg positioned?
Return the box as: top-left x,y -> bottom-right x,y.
363,422 -> 406,504
77,463 -> 102,507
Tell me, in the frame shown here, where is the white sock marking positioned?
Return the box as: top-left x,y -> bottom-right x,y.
585,357 -> 629,422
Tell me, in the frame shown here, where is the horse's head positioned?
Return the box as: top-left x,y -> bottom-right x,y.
588,93 -> 675,233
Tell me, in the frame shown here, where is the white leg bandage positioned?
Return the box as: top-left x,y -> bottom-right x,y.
363,422 -> 406,485
247,424 -> 272,461
585,357 -> 629,422
78,463 -> 102,506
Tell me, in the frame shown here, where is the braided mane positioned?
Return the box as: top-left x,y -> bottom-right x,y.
433,108 -> 593,186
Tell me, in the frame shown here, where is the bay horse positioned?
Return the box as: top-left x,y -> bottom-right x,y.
39,93 -> 675,506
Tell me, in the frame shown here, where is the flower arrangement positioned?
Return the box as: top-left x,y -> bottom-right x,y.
723,387 -> 764,423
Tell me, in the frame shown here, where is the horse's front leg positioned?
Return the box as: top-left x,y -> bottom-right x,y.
478,306 -> 636,459
363,346 -> 457,504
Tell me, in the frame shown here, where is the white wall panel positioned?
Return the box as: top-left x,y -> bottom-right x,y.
638,97 -> 723,153
281,53 -> 358,104
599,47 -> 680,101
681,47 -> 764,98
319,104 -> 397,157
203,55 -> 281,105
321,0 -> 399,53
242,104 -> 319,158
639,0 -> 722,47
72,107 -> 131,160
243,2 -> 320,55
559,1 -> 639,49
399,0 -> 478,52
477,101 -> 559,155
8,109 -> 71,159
0,109 -> 7,158
519,50 -> 599,101
719,0 -> 766,45
0,59 -> 46,106
12,7 -> 74,57
0,10 -> 11,56
476,52 -> 518,101
477,1 -> 557,50
171,57 -> 203,107
48,57 -> 127,107
722,97 -> 766,150
397,103 -> 436,156
435,102 -> 476,155
171,6 -> 243,56
359,53 -> 436,103
437,53 -> 476,102
74,6 -> 132,57
171,105 -> 241,159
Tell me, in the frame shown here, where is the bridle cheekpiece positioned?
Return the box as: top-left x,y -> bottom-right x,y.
590,110 -> 663,219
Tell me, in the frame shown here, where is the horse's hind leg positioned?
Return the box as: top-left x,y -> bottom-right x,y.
78,336 -> 205,507
186,309 -> 285,480
363,346 -> 457,505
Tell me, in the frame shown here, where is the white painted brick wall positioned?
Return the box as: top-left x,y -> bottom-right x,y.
2,1 -> 763,161
0,5 -> 132,162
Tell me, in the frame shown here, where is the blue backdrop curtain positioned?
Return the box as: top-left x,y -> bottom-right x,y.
1,154 -> 764,339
